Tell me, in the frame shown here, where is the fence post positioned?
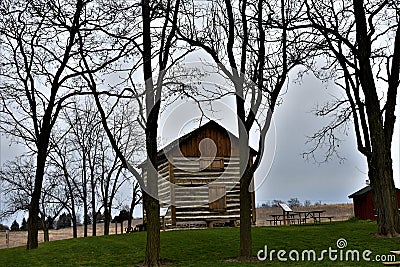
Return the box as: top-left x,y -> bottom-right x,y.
5,230 -> 9,248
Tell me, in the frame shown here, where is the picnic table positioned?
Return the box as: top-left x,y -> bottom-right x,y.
267,213 -> 298,225
293,210 -> 327,224
267,203 -> 300,225
266,203 -> 334,226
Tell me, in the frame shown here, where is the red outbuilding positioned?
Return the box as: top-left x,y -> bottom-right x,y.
348,185 -> 400,220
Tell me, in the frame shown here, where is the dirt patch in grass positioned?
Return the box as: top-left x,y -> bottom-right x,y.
225,256 -> 260,263
136,259 -> 173,267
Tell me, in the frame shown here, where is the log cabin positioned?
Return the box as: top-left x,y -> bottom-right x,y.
139,120 -> 257,228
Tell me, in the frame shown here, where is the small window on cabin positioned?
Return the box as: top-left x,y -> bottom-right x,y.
199,157 -> 224,171
209,185 -> 227,212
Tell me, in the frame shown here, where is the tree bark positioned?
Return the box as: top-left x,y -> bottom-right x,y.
128,208 -> 134,232
70,200 -> 78,238
83,155 -> 88,237
83,196 -> 88,237
239,167 -> 252,260
67,188 -> 78,238
91,198 -> 96,237
365,108 -> 400,236
143,192 -> 160,266
104,202 -> 110,235
143,102 -> 161,266
71,210 -> 78,238
353,0 -> 400,236
128,188 -> 138,231
41,215 -> 50,243
368,143 -> 400,236
237,96 -> 253,260
27,140 -> 49,249
90,164 -> 97,236
61,157 -> 78,238
142,0 -> 161,265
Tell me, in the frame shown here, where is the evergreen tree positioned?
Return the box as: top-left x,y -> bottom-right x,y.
10,220 -> 19,231
46,216 -> 54,230
56,213 -> 72,229
118,210 -> 131,222
20,218 -> 27,231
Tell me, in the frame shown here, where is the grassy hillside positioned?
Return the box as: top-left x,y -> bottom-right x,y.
0,220 -> 399,266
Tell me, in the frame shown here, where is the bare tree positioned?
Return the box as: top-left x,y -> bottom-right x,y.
0,157 -> 35,217
0,0 -> 85,249
0,156 -> 65,242
178,0 -> 318,259
303,0 -> 400,236
59,99 -> 101,237
86,122 -> 103,237
77,1 -> 184,265
0,0 -> 134,249
48,132 -> 80,239
128,181 -> 142,232
98,102 -> 142,235
49,97 -> 142,238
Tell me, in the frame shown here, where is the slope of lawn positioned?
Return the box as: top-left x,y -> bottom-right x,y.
0,220 -> 399,266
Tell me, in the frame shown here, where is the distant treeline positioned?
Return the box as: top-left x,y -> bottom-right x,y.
258,198 -> 326,208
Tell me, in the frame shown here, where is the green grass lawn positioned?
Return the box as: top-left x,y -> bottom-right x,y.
0,220 -> 399,266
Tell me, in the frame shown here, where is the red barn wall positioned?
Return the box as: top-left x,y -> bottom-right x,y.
353,190 -> 400,220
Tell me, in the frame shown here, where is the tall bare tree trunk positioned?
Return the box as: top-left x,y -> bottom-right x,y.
142,0 -> 161,265
366,120 -> 400,236
143,102 -> 161,266
237,94 -> 252,260
61,158 -> 78,238
143,193 -> 160,266
90,161 -> 97,236
83,196 -> 88,237
27,139 -> 49,249
104,201 -> 110,235
91,194 -> 96,237
40,214 -> 50,243
83,157 -> 88,237
353,0 -> 400,236
128,186 -> 139,231
128,207 -> 134,232
239,168 -> 252,259
368,149 -> 400,236
70,200 -> 78,238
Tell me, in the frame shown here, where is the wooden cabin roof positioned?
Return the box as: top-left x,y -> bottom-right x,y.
138,120 -> 257,168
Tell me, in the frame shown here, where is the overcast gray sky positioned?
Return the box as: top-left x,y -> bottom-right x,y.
256,73 -> 377,205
